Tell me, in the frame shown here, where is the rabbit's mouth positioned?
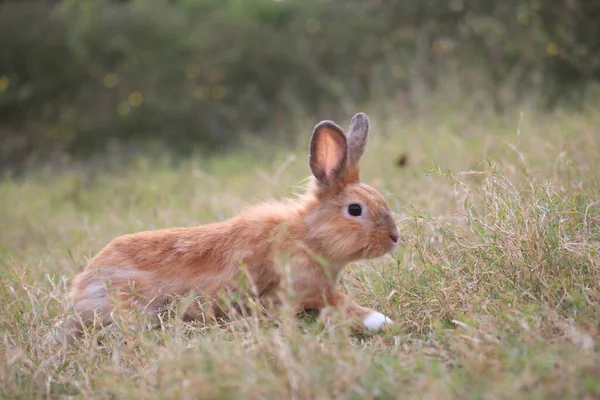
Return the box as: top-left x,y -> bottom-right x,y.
359,240 -> 397,260
357,247 -> 387,260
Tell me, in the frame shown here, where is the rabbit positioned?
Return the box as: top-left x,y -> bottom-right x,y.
57,112 -> 399,343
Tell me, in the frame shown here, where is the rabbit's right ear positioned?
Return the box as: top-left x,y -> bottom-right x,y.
347,112 -> 369,164
309,121 -> 348,186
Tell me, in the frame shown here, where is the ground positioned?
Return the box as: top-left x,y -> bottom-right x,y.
1,107 -> 599,399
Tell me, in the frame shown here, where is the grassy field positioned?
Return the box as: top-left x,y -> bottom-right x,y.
1,106 -> 599,399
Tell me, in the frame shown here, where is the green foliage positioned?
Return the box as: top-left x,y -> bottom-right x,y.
0,0 -> 598,169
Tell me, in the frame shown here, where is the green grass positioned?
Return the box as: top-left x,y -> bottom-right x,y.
1,107 -> 599,399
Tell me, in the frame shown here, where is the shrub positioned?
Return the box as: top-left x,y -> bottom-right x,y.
0,0 -> 598,169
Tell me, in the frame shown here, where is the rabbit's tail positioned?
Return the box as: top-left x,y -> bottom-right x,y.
53,279 -> 112,345
52,314 -> 84,345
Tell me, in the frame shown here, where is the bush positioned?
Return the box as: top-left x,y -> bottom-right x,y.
0,0 -> 598,170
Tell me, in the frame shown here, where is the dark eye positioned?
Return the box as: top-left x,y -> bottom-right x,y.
348,204 -> 362,217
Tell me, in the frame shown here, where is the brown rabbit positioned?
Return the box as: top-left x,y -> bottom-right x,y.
59,113 -> 399,342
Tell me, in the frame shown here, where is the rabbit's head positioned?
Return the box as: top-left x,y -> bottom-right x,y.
303,113 -> 399,263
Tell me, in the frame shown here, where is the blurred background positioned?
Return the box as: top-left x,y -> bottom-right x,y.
1,0 -> 598,173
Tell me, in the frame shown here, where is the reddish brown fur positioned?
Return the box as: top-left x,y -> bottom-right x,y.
61,113 -> 399,341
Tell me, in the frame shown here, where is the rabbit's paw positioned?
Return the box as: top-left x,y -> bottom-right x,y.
363,312 -> 393,331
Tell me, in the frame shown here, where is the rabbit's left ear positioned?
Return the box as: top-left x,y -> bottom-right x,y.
347,112 -> 369,164
309,121 -> 348,186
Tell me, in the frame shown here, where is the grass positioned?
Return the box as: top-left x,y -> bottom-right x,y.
1,105 -> 599,399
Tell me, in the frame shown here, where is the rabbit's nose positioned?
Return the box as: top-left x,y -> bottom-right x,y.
389,233 -> 399,243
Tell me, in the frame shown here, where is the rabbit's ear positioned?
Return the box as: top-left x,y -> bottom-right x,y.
347,112 -> 369,164
309,121 -> 348,185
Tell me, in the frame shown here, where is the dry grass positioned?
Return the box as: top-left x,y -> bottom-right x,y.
1,106 -> 599,399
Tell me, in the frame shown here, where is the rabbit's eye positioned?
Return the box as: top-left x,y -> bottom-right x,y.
348,204 -> 362,217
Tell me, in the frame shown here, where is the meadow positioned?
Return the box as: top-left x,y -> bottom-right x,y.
1,105 -> 599,399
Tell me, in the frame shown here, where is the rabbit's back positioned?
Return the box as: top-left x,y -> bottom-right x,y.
68,223 -> 240,319
67,212 -> 301,324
